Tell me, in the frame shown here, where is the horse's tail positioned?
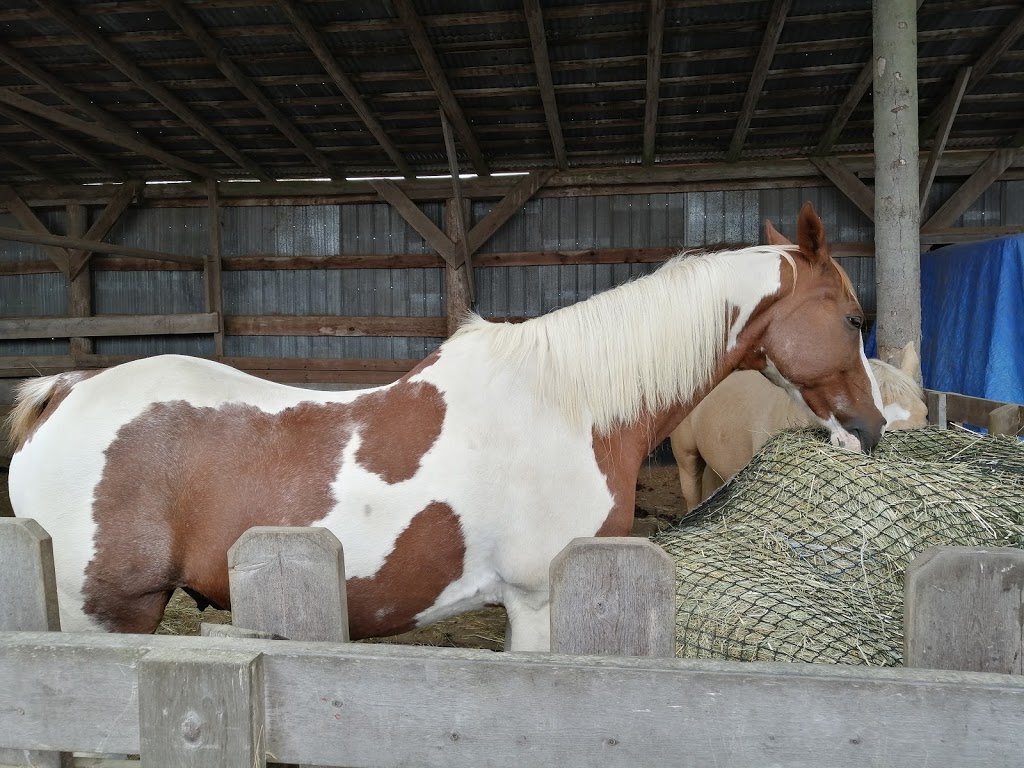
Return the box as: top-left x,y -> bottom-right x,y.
5,375 -> 63,450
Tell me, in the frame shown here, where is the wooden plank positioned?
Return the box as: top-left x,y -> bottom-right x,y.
524,0 -> 568,169
157,0 -> 333,177
275,0 -> 411,177
32,0 -> 262,179
0,224 -> 205,266
0,87 -> 212,181
0,186 -> 70,275
0,146 -> 59,183
439,110 -> 471,273
391,0 -> 489,176
205,180 -> 225,356
810,156 -> 875,221
467,170 -> 555,255
550,537 -> 676,658
369,179 -> 457,266
906,547 -> 1024,674
6,632 -> 1024,766
200,623 -> 279,640
65,204 -> 93,358
921,132 -> 1024,233
228,527 -> 349,642
919,67 -> 972,215
926,389 -> 1024,430
445,198 -> 473,336
919,225 -> 1024,244
0,313 -> 219,340
925,390 -> 947,428
224,315 -> 447,338
641,0 -> 667,166
67,181 -> 143,278
726,0 -> 791,162
0,519 -> 60,631
138,647 -> 266,768
989,403 -> 1022,437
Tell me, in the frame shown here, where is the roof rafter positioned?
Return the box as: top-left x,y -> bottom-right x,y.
275,0 -> 411,178
727,0 -> 792,162
391,0 -> 489,176
919,66 -> 971,215
156,0 -> 337,179
33,0 -> 269,180
642,0 -> 667,166
523,0 -> 567,170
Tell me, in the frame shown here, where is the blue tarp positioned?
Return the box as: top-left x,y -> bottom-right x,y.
867,234 -> 1024,405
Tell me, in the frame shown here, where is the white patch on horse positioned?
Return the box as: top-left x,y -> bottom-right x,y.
883,403 -> 911,427
723,246 -> 792,352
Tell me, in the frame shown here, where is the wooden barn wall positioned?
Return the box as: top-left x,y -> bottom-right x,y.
2,181 -> 1022,362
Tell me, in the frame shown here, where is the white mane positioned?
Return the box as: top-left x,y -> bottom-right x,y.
454,245 -> 794,434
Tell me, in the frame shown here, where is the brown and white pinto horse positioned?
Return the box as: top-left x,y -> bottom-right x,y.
6,202 -> 884,652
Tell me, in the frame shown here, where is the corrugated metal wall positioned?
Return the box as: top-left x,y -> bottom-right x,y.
2,181 -> 1021,361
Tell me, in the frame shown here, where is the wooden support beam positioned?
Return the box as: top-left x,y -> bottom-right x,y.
224,315 -> 447,338
524,0 -> 567,170
156,0 -> 334,178
0,185 -> 70,275
275,0 -> 411,178
920,67 -> 971,216
391,0 -> 489,176
67,180 -> 143,279
369,178 -> 457,265
921,129 -> 1024,233
66,203 -> 92,358
0,223 -> 204,266
0,102 -> 124,180
440,108 -> 474,300
814,61 -> 872,156
445,198 -> 473,336
810,156 -> 874,221
206,180 -> 225,356
920,7 -> 1024,139
726,0 -> 791,162
34,0 -> 267,180
0,313 -> 219,340
0,87 -> 213,180
0,39 -> 201,181
0,146 -> 58,183
467,169 -> 555,254
641,0 -> 667,166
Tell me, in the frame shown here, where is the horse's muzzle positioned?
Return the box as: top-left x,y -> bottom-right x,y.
846,415 -> 884,454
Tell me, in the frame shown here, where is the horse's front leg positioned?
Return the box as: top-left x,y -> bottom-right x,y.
502,588 -> 551,652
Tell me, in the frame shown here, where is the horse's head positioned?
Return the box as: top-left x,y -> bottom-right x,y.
739,202 -> 886,453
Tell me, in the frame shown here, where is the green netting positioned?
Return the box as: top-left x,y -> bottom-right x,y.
653,426 -> 1024,666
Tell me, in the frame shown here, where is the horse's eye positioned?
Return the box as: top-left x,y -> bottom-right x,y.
847,315 -> 864,330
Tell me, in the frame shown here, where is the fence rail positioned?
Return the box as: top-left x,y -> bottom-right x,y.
2,521 -> 1024,767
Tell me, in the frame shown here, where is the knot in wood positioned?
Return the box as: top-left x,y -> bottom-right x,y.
180,710 -> 203,745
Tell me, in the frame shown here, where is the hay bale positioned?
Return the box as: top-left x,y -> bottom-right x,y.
654,426 -> 1024,666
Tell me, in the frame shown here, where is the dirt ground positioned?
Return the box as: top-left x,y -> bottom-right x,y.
159,461 -> 687,650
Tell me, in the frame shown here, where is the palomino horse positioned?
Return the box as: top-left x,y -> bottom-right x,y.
670,343 -> 927,513
6,202 -> 884,652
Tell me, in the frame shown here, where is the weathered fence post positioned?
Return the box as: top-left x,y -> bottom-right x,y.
905,546 -> 1024,673
925,390 -> 947,428
138,648 -> 266,768
550,537 -> 676,657
228,526 -> 349,642
0,519 -> 72,768
989,403 -> 1022,437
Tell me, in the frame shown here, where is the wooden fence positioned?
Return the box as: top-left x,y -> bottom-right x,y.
2,520 -> 1024,767
926,388 -> 1024,436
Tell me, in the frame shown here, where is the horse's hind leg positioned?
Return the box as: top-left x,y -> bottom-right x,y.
83,586 -> 175,634
671,423 -> 705,514
503,589 -> 551,652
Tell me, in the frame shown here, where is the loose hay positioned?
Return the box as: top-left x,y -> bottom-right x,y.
654,426 -> 1024,666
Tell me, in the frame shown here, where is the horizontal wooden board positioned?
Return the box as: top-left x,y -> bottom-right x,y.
0,314 -> 218,340
927,389 -> 1024,429
3,632 -> 1024,766
224,315 -> 447,338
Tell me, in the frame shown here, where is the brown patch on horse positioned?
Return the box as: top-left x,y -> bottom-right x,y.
352,381 -> 446,484
8,370 -> 101,450
346,501 -> 466,638
82,380 -> 448,633
591,421 -> 663,537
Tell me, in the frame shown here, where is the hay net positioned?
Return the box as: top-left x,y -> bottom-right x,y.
653,426 -> 1024,666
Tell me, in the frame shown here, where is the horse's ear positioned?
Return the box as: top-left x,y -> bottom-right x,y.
764,220 -> 792,246
796,201 -> 829,264
900,341 -> 921,379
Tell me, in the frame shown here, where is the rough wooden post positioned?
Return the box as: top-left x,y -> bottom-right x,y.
138,648 -> 266,768
228,526 -> 349,642
66,203 -> 93,359
550,537 -> 676,657
872,0 -> 921,367
445,197 -> 473,336
205,179 -> 225,357
925,390 -> 948,428
989,403 -> 1022,437
0,519 -> 70,768
905,546 -> 1024,673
